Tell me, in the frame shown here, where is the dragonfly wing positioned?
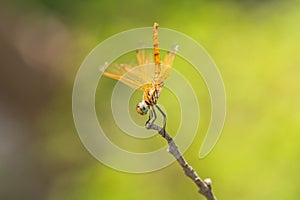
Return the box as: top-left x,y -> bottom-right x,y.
156,45 -> 178,83
120,63 -> 155,89
102,70 -> 142,89
101,62 -> 155,90
101,45 -> 177,89
136,48 -> 153,65
136,49 -> 153,84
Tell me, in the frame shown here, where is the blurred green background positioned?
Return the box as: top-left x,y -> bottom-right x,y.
1,0 -> 300,199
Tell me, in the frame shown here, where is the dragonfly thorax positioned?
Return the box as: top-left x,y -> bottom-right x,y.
136,84 -> 162,116
143,84 -> 162,106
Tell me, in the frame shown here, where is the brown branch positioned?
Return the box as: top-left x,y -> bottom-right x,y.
146,123 -> 216,200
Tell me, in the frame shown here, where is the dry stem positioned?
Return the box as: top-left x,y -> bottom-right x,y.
146,123 -> 216,200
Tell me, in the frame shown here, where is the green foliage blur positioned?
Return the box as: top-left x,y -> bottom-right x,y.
1,0 -> 300,199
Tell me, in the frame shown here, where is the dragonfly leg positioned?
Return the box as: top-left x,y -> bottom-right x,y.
155,105 -> 167,136
146,107 -> 153,125
145,106 -> 158,126
151,107 -> 157,125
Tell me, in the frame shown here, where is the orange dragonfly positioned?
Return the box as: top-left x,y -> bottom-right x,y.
101,22 -> 178,132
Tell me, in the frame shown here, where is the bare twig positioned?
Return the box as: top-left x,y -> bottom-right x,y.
146,123 -> 216,200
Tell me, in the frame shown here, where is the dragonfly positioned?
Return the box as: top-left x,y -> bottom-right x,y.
101,22 -> 178,133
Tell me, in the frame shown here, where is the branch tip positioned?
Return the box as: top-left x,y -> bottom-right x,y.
204,178 -> 212,186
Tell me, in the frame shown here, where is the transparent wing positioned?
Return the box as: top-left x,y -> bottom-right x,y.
156,45 -> 178,84
101,65 -> 143,89
100,46 -> 177,89
100,49 -> 154,90
136,48 -> 153,66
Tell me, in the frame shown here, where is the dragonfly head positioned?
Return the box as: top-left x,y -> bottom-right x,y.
136,101 -> 149,115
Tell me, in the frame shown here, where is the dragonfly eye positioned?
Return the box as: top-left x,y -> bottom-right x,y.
136,102 -> 148,115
